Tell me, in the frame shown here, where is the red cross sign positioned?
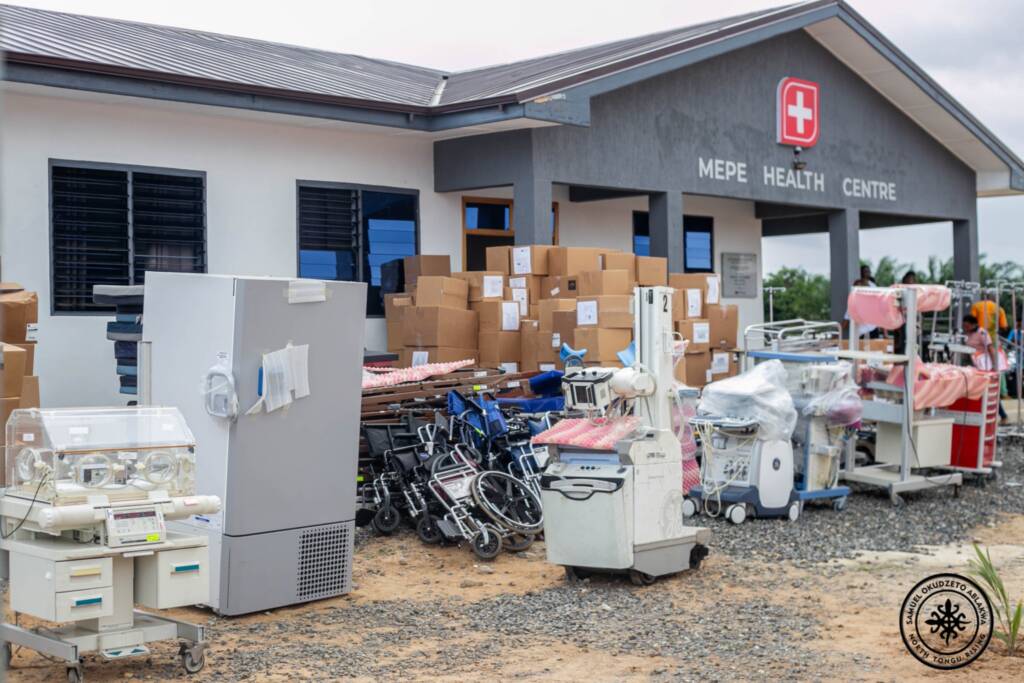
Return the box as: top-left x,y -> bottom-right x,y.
777,77 -> 820,147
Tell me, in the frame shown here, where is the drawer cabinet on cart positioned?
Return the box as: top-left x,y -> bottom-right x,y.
134,546 -> 209,609
9,553 -> 114,621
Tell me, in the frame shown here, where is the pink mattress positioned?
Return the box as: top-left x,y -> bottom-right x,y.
886,363 -> 991,410
532,416 -> 642,450
847,285 -> 951,329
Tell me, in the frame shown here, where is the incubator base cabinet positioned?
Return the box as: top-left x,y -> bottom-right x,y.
143,273 -> 366,615
0,406 -> 219,680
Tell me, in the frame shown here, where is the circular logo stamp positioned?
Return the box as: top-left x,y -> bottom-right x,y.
900,573 -> 993,669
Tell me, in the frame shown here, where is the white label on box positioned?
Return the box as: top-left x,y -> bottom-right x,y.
693,322 -> 710,344
287,279 -> 327,304
25,323 -> 39,342
705,275 -> 720,305
539,363 -> 556,372
411,351 -> 429,367
21,433 -> 34,442
501,301 -> 521,331
706,369 -> 713,383
509,276 -> 527,289
482,276 -> 503,298
687,289 -> 702,317
577,300 -> 598,326
500,362 -> 519,374
511,289 -> 528,315
711,351 -> 729,374
552,333 -> 561,348
550,287 -> 560,296
507,380 -> 521,388
512,247 -> 531,275
474,370 -> 488,377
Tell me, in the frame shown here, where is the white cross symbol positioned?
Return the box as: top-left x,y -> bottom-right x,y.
787,90 -> 813,134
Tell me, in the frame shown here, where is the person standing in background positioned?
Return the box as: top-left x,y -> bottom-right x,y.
964,314 -> 1008,423
971,291 -> 1008,341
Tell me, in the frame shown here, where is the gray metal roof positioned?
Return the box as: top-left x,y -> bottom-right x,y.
0,1 -> 815,112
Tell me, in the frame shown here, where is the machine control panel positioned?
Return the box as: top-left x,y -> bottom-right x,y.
105,506 -> 166,547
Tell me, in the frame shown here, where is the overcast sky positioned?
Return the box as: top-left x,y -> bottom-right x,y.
9,0 -> 1022,277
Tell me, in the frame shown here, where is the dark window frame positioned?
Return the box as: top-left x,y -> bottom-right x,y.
295,180 -> 420,319
630,211 -> 715,272
48,159 -> 207,315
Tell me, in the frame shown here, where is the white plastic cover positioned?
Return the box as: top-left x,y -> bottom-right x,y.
698,359 -> 797,440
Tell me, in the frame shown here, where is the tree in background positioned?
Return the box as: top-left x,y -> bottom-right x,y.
764,255 -> 1024,323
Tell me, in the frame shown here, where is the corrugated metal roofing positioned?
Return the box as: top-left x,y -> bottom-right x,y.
0,2 -> 816,112
0,4 -> 445,108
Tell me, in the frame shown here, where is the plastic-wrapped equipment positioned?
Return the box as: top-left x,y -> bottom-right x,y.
797,362 -> 862,426
698,360 -> 798,440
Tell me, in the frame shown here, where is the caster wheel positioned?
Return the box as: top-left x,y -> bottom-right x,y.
504,533 -> 535,552
629,569 -> 657,586
953,485 -> 962,499
1,642 -> 11,669
416,515 -> 442,545
471,525 -> 502,560
372,505 -> 401,535
181,648 -> 206,675
788,501 -> 801,522
889,492 -> 904,507
67,666 -> 83,683
726,504 -> 746,525
689,543 -> 709,571
681,498 -> 698,518
832,496 -> 848,512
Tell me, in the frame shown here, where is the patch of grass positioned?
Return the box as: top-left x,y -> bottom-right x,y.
968,543 -> 1022,657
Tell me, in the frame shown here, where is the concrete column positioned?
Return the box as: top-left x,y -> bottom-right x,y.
513,178 -> 553,245
953,216 -> 980,283
829,209 -> 860,322
648,191 -> 684,273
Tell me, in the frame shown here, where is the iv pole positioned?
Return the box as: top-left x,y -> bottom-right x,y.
764,286 -> 785,324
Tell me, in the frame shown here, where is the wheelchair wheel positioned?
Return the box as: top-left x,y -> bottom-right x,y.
471,525 -> 502,560
416,515 -> 443,545
471,471 -> 543,534
503,533 -> 534,552
372,505 -> 401,535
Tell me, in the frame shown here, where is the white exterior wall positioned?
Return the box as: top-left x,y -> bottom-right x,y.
2,87 -> 765,408
1,88 -> 462,407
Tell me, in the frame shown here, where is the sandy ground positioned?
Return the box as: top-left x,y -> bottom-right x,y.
5,516 -> 1024,682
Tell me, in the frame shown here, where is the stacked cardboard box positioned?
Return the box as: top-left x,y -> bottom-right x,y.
1,283 -> 40,481
383,247 -> 744,378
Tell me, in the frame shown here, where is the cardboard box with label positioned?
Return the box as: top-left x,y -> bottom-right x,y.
474,300 -> 521,332
505,286 -> 530,316
520,320 -> 558,371
479,331 -> 522,365
578,270 -> 631,297
485,246 -> 512,275
401,307 -> 477,348
672,288 -> 704,321
507,274 -> 543,304
400,347 -> 478,367
675,351 -> 708,387
403,255 -> 450,291
575,295 -> 633,329
574,327 -> 632,362
601,252 -> 636,282
414,276 -> 469,309
548,247 -> 604,277
706,304 -> 739,349
0,343 -> 27,398
541,275 -> 579,299
539,299 -> 577,332
511,245 -> 552,276
452,271 -> 505,302
709,350 -> 739,381
676,319 -> 710,354
551,310 -> 577,350
636,256 -> 668,286
669,273 -> 721,306
0,284 -> 39,344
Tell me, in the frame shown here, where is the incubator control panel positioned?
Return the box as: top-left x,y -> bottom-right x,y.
105,506 -> 166,547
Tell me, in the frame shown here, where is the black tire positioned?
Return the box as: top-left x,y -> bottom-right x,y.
66,667 -> 82,683
372,505 -> 401,535
416,515 -> 443,545
181,649 -> 205,675
471,526 -> 502,560
689,543 -> 709,571
504,533 -> 534,552
629,569 -> 656,586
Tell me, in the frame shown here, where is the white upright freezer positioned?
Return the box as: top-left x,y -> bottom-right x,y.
143,273 -> 366,615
